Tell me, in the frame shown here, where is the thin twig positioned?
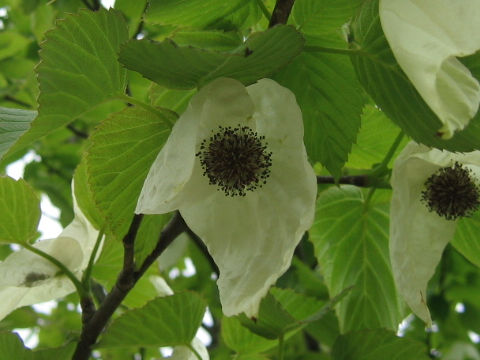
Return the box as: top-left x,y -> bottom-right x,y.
186,227 -> 219,276
67,124 -> 89,139
269,0 -> 295,27
72,212 -> 187,360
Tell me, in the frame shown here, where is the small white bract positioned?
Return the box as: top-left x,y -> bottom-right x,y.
0,186 -> 100,321
380,0 -> 480,139
390,142 -> 480,326
136,77 -> 317,317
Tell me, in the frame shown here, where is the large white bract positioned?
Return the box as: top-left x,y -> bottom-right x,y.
136,77 -> 317,317
380,0 -> 480,139
390,142 -> 480,325
0,188 -> 100,321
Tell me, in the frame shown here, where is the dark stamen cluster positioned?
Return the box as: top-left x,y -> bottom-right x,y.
196,125 -> 272,197
421,162 -> 480,220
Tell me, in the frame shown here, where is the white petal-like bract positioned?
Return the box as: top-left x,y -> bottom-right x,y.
137,78 -> 317,317
380,0 -> 480,138
0,188 -> 100,320
390,142 -> 480,325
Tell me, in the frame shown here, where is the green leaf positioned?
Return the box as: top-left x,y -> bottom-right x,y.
73,159 -> 104,230
346,104 -> 406,169
171,30 -> 242,51
134,213 -> 172,266
0,176 -> 41,244
452,211 -> 480,268
33,343 -> 75,360
310,186 -> 403,332
0,31 -> 29,60
349,0 -> 480,152
148,85 -> 195,114
97,292 -> 206,348
86,106 -> 174,240
0,332 -> 32,360
332,329 -> 430,360
0,107 -> 36,161
274,51 -> 365,178
145,0 -> 245,29
238,293 -> 297,339
291,0 -> 362,47
119,25 -> 304,90
222,316 -> 278,355
237,287 -> 341,340
10,8 -> 128,155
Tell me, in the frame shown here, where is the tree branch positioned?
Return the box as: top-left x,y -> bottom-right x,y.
316,175 -> 391,189
72,212 -> 187,360
269,0 -> 296,27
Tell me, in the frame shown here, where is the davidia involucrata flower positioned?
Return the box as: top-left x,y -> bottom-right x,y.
380,0 -> 480,139
136,78 -> 317,317
0,188 -> 100,320
390,142 -> 480,325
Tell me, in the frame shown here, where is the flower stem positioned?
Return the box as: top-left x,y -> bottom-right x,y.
115,94 -> 176,127
254,0 -> 271,21
22,242 -> 87,299
278,334 -> 285,360
365,131 -> 404,206
81,227 -> 105,289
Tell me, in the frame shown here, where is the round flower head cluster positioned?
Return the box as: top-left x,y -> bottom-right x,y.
390,142 -> 480,325
380,0 -> 480,138
421,162 -> 480,220
196,125 -> 272,197
136,78 -> 317,317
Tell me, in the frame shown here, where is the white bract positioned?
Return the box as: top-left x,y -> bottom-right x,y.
380,0 -> 480,138
0,189 -> 100,321
136,77 -> 317,317
390,142 -> 480,325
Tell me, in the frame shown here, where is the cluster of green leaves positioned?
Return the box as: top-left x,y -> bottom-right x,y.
1,0 -> 480,359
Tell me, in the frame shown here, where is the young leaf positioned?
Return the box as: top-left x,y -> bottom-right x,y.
0,332 -> 31,360
97,292 -> 206,348
0,176 -> 41,245
332,329 -> 430,360
310,186 -> 403,332
349,0 -> 480,153
119,25 -> 304,89
85,106 -> 174,240
346,104 -> 406,170
0,107 -> 36,161
10,8 -> 128,155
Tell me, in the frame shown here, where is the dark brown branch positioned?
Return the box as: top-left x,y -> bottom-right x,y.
186,227 -> 219,276
123,214 -> 144,272
73,212 -> 187,360
135,212 -> 187,278
269,0 -> 296,27
316,175 -> 391,189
